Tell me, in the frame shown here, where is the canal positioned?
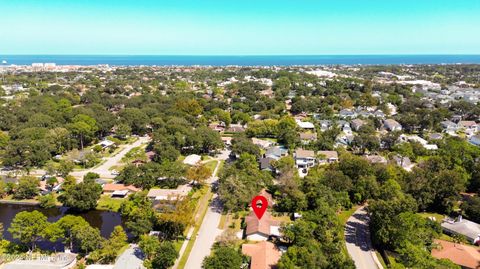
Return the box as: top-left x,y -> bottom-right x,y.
0,203 -> 127,251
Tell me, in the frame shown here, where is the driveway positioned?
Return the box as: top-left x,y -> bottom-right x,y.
114,244 -> 145,269
345,206 -> 383,269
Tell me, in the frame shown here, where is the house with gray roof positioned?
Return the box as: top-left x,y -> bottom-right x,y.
441,216 -> 480,244
264,146 -> 288,160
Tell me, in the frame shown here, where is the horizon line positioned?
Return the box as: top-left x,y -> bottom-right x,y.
2,54 -> 480,57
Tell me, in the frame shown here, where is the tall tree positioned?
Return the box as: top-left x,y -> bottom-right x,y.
8,210 -> 48,251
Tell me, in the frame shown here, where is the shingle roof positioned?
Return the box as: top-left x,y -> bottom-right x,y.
431,239 -> 480,269
242,241 -> 282,269
295,149 -> 315,159
317,151 -> 338,160
245,212 -> 280,236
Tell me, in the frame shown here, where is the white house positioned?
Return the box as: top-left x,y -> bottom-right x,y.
294,149 -> 316,169
296,120 -> 315,130
384,119 -> 402,131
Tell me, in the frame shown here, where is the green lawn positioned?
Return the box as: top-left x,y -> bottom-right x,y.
338,205 -> 360,225
204,160 -> 219,175
96,195 -> 124,212
417,212 -> 445,223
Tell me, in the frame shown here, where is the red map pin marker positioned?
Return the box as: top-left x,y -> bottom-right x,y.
251,195 -> 268,220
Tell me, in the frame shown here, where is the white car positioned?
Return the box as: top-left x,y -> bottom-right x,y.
111,170 -> 120,176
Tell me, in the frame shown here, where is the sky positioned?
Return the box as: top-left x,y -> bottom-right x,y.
0,0 -> 480,55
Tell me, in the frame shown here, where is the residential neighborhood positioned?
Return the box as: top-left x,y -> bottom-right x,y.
1,61 -> 480,269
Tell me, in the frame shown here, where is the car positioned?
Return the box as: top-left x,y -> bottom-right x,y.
111,170 -> 120,176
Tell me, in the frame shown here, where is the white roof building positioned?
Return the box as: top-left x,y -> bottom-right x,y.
296,120 -> 315,130
183,154 -> 201,166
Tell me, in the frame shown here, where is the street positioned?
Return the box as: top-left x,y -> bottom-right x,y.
345,206 -> 383,269
181,148 -> 230,269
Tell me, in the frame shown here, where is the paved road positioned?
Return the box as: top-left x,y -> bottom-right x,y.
114,244 -> 145,269
182,149 -> 230,269
345,207 -> 383,269
71,135 -> 150,180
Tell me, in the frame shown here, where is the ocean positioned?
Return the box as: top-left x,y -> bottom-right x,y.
1,55 -> 480,66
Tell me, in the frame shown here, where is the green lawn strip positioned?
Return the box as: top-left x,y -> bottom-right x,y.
375,251 -> 388,268
216,160 -> 225,175
218,214 -> 227,229
177,189 -> 213,269
204,160 -> 219,175
338,205 -> 360,225
96,195 -> 123,212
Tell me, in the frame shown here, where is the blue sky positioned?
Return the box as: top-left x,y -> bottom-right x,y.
1,0 -> 479,55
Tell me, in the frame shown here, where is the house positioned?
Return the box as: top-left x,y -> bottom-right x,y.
335,133 -> 354,147
458,121 -> 478,136
102,184 -> 140,198
319,120 -> 331,131
242,241 -> 282,269
441,120 -> 458,133
383,119 -> 402,131
252,138 -> 275,149
259,157 -> 276,172
226,124 -> 245,133
317,151 -> 339,164
208,123 -> 225,132
147,185 -> 191,201
364,155 -> 387,164
351,119 -> 366,131
183,154 -> 201,166
431,239 -> 480,269
245,211 -> 281,241
294,149 -> 316,169
398,134 -> 438,150
99,139 -> 115,149
469,135 -> 480,146
296,120 -> 315,130
299,132 -> 317,144
339,109 -> 357,119
264,146 -> 288,160
441,216 -> 480,244
392,155 -> 414,171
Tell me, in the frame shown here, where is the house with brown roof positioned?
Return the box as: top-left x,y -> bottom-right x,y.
432,239 -> 480,269
294,149 -> 316,169
147,185 -> 192,201
364,155 -> 387,164
299,132 -> 317,144
102,184 -> 140,198
459,121 -> 478,137
245,211 -> 281,241
242,241 -> 282,269
317,151 -> 339,165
